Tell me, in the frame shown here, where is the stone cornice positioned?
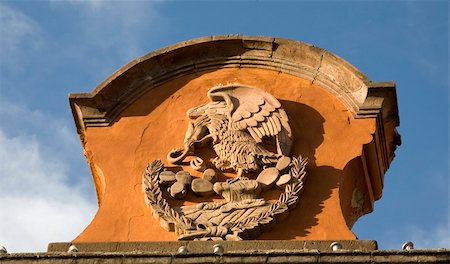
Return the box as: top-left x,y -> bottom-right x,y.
357,82 -> 401,202
69,35 -> 375,131
3,241 -> 448,264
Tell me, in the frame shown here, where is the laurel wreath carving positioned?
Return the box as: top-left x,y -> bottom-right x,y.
143,156 -> 307,239
143,160 -> 194,234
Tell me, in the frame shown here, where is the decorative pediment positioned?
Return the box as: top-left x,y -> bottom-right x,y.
69,36 -> 400,243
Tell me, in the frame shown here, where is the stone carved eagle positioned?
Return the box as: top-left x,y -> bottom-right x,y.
168,84 -> 293,176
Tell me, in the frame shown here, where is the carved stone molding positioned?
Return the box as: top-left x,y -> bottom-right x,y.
69,35 -> 373,131
356,82 -> 401,206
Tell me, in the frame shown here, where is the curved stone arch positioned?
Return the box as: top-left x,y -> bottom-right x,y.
69,35 -> 372,131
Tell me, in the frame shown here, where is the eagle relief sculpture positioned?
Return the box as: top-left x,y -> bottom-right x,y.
143,84 -> 307,241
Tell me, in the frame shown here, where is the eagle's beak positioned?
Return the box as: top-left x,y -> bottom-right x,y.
167,121 -> 210,164
167,121 -> 194,164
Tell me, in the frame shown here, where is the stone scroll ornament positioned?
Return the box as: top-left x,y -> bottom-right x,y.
143,84 -> 307,241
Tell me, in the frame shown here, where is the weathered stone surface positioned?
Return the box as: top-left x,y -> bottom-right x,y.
276,156 -> 291,172
276,173 -> 292,189
191,178 -> 214,197
163,170 -> 193,199
190,157 -> 206,171
49,240 -> 379,253
169,181 -> 187,199
159,170 -> 176,186
213,179 -> 262,202
175,171 -> 192,184
202,169 -> 217,183
3,251 -> 449,264
190,169 -> 217,197
256,167 -> 279,190
4,242 -> 446,264
225,234 -> 243,241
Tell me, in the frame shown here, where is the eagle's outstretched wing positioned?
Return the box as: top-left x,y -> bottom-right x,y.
207,84 -> 293,156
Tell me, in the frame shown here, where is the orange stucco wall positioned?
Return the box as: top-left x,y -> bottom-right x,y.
74,67 -> 376,242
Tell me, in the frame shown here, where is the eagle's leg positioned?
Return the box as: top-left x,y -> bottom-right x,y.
237,168 -> 244,178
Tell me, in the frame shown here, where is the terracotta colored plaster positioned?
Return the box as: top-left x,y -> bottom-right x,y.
74,67 -> 376,242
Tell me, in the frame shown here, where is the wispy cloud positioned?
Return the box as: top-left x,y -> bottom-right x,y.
0,2 -> 166,252
0,99 -> 91,180
407,224 -> 450,249
0,4 -> 42,54
61,1 -> 164,62
0,125 -> 96,253
0,5 -> 95,252
375,223 -> 450,250
0,4 -> 43,74
404,1 -> 449,87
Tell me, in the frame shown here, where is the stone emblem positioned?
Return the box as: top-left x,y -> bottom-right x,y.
143,84 -> 307,240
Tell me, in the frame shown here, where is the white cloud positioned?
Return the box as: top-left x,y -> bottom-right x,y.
0,128 -> 96,253
0,2 -> 166,253
0,100 -> 78,159
0,99 -> 97,252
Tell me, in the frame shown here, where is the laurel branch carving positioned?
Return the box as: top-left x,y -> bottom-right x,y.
228,156 -> 307,238
143,160 -> 194,234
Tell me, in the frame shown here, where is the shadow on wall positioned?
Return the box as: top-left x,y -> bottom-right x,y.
113,70 -> 217,121
119,79 -> 343,239
340,155 -> 375,231
258,100 -> 341,239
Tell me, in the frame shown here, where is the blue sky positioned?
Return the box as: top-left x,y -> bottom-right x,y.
0,0 -> 448,252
